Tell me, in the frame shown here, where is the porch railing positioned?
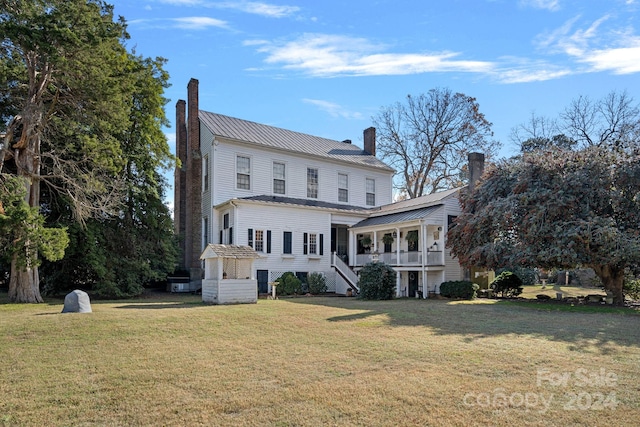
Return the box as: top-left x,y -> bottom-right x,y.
354,251 -> 444,267
332,252 -> 359,292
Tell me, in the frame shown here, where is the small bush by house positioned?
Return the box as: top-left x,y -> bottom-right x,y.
307,272 -> 327,295
439,281 -> 479,299
275,272 -> 302,296
358,262 -> 396,300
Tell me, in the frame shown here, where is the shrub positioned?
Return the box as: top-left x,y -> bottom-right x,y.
439,281 -> 479,299
307,272 -> 327,295
490,271 -> 524,298
275,272 -> 302,296
624,278 -> 640,301
496,266 -> 538,286
358,262 -> 396,300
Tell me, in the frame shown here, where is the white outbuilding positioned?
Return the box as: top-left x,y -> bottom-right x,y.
200,244 -> 262,304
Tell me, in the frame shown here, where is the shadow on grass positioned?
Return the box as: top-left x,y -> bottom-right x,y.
0,290 -> 204,310
114,301 -> 203,310
284,296 -> 640,354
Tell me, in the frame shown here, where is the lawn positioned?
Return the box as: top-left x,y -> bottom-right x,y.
1,291 -> 639,426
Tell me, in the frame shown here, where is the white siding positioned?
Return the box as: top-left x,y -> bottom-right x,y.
211,138 -> 393,208
233,203 -> 333,274
201,126 -> 215,245
202,279 -> 258,304
443,194 -> 464,282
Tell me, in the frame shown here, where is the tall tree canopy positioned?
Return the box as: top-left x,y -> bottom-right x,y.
1,0 -> 176,302
448,147 -> 640,306
511,91 -> 639,152
373,88 -> 500,198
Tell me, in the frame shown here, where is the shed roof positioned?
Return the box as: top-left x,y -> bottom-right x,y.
199,111 -> 394,172
373,187 -> 460,216
200,244 -> 262,260
351,205 -> 441,229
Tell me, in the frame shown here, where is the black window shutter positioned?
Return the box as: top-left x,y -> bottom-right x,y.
219,230 -> 223,244
266,230 -> 272,254
303,232 -> 308,255
248,228 -> 253,248
319,234 -> 324,255
229,227 -> 233,244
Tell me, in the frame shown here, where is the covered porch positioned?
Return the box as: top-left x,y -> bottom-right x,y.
350,222 -> 446,268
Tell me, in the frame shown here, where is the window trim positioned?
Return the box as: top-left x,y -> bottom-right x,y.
338,172 -> 349,203
365,177 -> 376,206
283,231 -> 293,255
307,167 -> 319,199
272,161 -> 286,195
236,154 -> 252,191
203,155 -> 209,191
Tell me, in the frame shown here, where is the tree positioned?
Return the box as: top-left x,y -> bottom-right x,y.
1,1 -> 175,301
448,147 -> 640,306
0,176 -> 68,302
373,88 -> 500,198
511,91 -> 639,152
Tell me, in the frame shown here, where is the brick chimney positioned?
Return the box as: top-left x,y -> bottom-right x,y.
174,99 -> 187,269
363,127 -> 376,156
468,152 -> 485,192
185,78 -> 202,281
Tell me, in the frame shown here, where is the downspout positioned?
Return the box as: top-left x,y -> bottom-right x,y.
230,199 -> 237,245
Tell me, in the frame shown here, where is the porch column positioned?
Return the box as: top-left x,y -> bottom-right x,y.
396,270 -> 402,297
348,229 -> 355,267
373,230 -> 378,253
420,220 -> 427,298
395,227 -> 400,264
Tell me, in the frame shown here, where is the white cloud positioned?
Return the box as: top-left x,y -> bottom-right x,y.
159,0 -> 204,4
535,15 -> 640,74
520,0 -> 561,11
172,16 -> 229,29
218,1 -> 300,18
303,99 -> 363,119
580,40 -> 640,74
252,33 -> 495,77
158,0 -> 299,18
495,63 -> 573,83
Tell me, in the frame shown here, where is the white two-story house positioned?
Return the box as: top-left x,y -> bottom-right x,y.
175,78 -> 480,297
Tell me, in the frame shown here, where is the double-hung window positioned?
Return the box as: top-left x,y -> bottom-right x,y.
307,167 -> 318,199
338,173 -> 348,203
203,155 -> 209,191
273,162 -> 286,195
303,232 -> 323,256
255,230 -> 264,252
236,155 -> 251,190
308,233 -> 318,254
366,178 -> 376,206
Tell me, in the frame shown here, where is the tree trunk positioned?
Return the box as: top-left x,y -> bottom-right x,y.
592,264 -> 625,306
8,254 -> 43,303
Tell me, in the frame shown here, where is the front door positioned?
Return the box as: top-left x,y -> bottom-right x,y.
408,271 -> 419,298
257,270 -> 269,294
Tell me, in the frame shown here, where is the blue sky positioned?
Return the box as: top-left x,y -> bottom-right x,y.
109,0 -> 639,203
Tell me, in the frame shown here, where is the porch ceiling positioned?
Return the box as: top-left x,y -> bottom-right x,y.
350,205 -> 440,229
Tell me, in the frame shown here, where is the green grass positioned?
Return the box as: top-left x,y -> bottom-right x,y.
1,291 -> 639,426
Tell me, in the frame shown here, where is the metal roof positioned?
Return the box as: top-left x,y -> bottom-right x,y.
199,111 -> 394,172
237,195 -> 370,213
373,187 -> 461,215
351,205 -> 441,228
